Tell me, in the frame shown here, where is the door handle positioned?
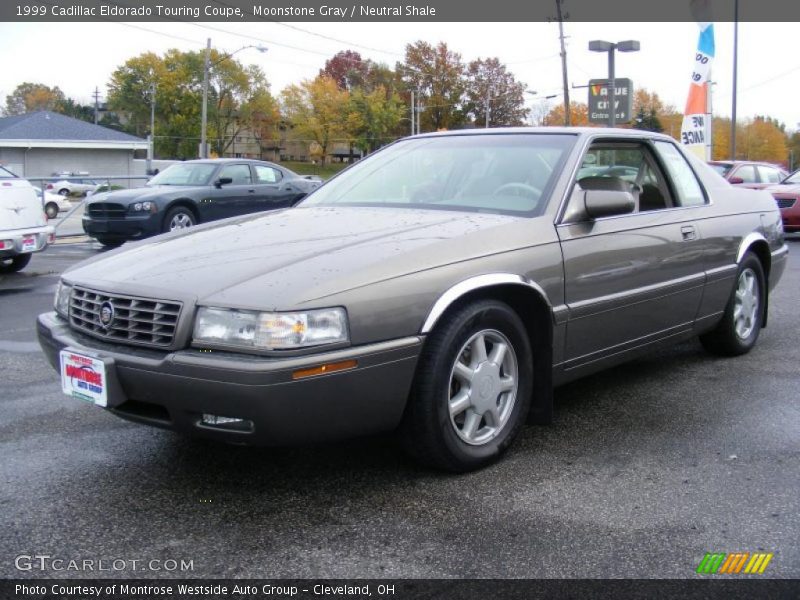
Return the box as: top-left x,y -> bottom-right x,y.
248,189 -> 256,193
681,225 -> 696,241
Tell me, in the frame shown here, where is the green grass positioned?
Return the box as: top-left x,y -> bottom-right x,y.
279,161 -> 349,180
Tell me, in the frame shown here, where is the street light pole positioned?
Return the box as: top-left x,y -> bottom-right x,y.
200,38 -> 210,159
607,49 -> 616,128
199,40 -> 268,159
589,39 -> 640,128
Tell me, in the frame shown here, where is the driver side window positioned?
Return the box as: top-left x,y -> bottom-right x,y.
219,164 -> 252,185
575,143 -> 673,215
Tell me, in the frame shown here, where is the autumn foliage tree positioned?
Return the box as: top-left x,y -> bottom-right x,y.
281,76 -> 356,165
398,41 -> 466,131
544,102 -> 590,126
4,82 -> 66,115
464,57 -> 528,127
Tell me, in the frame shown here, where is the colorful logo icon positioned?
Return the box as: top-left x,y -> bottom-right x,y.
696,552 -> 773,574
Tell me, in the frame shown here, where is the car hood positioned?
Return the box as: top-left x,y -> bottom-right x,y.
87,185 -> 205,204
63,206 -> 534,310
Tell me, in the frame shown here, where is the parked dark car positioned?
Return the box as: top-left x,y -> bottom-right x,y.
82,159 -> 321,247
763,169 -> 800,233
708,160 -> 788,189
39,129 -> 787,472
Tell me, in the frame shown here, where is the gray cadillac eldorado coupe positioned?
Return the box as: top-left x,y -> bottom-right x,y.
37,128 -> 788,472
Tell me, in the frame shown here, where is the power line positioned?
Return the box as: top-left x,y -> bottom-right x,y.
210,0 -> 402,57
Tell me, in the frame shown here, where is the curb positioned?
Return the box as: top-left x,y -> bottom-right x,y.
54,235 -> 91,245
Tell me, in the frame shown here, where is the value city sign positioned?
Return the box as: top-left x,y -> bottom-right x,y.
588,78 -> 633,124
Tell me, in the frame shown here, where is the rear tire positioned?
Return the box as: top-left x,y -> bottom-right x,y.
0,253 -> 32,273
58,188 -> 70,196
700,252 -> 765,356
45,202 -> 59,219
400,300 -> 533,472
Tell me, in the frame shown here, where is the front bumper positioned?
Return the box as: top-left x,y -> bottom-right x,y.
0,225 -> 54,258
82,213 -> 161,241
37,311 -> 422,445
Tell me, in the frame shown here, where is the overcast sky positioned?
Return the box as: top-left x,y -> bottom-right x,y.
0,20 -> 798,131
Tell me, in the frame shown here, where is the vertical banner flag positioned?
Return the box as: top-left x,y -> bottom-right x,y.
681,21 -> 715,159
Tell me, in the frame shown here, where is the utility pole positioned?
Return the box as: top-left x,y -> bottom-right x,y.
92,87 -> 101,124
147,82 -> 156,174
200,37 -> 211,159
555,0 -> 571,126
730,0 -> 739,159
410,90 -> 415,136
485,86 -> 493,128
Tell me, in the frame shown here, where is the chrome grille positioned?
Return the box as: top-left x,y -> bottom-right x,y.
69,287 -> 182,348
87,202 -> 127,218
775,197 -> 796,209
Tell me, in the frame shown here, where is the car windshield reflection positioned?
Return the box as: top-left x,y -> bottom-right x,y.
302,133 -> 576,216
147,163 -> 217,187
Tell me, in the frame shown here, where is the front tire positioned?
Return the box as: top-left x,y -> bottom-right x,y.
0,253 -> 32,273
95,236 -> 124,249
700,252 -> 765,356
163,206 -> 196,233
401,300 -> 533,472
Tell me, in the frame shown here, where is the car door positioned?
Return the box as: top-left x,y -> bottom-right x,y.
251,165 -> 301,211
204,163 -> 256,219
556,139 -> 707,373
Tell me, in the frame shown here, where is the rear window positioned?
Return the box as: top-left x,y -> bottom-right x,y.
708,163 -> 732,177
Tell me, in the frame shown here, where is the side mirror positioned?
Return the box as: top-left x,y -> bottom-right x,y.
728,176 -> 744,185
584,189 -> 635,219
215,177 -> 233,188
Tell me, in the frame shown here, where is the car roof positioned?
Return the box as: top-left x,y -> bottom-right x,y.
408,126 -> 677,142
709,160 -> 784,168
181,158 -> 281,166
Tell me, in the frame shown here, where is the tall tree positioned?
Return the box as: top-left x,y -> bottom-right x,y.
281,76 -> 354,165
107,49 -> 277,159
349,86 -> 405,154
320,50 -> 370,91
398,41 -> 466,131
464,57 -> 528,127
4,82 -> 66,115
60,98 -> 95,123
544,102 -> 590,126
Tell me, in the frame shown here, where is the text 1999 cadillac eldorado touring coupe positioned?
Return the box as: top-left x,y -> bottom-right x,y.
37,128 -> 788,471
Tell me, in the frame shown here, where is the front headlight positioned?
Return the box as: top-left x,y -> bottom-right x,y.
129,201 -> 157,213
54,280 -> 72,317
193,307 -> 349,351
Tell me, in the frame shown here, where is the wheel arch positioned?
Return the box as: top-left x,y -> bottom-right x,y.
420,274 -> 555,424
163,199 -> 200,226
736,233 -> 771,327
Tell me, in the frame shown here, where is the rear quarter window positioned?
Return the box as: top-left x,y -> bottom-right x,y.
654,141 -> 707,207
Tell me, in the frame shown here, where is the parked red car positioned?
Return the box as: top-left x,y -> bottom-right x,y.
708,160 -> 788,189
763,170 -> 800,233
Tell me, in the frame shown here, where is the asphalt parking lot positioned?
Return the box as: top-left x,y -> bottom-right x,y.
1,237 -> 798,579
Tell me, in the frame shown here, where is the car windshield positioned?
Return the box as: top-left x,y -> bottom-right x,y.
782,170 -> 800,184
147,163 -> 217,186
709,163 -> 733,176
301,133 -> 576,216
